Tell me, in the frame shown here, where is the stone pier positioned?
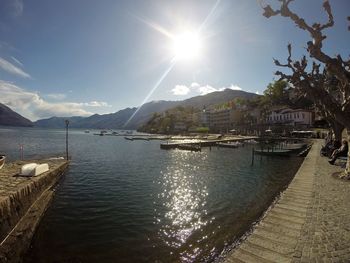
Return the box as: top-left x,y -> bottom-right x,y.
224,140 -> 350,263
0,159 -> 69,263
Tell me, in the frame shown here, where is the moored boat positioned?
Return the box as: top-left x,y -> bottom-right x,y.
253,148 -> 293,157
131,136 -> 150,141
245,139 -> 258,144
177,144 -> 201,152
216,142 -> 239,148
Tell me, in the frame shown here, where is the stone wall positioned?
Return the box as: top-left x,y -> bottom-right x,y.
0,160 -> 68,262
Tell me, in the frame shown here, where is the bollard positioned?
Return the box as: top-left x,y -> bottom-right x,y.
65,120 -> 69,160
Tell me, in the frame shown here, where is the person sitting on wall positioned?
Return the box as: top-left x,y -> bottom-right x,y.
328,140 -> 348,165
321,139 -> 340,157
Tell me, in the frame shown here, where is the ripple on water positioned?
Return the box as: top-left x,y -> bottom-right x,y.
0,128 -> 303,263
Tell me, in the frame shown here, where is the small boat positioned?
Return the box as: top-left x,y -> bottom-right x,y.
20,163 -> 49,177
245,139 -> 258,144
177,144 -> 201,152
216,142 -> 239,148
0,155 -> 6,169
84,130 -> 90,133
124,136 -> 134,141
254,149 -> 293,157
131,136 -> 150,141
217,142 -> 238,148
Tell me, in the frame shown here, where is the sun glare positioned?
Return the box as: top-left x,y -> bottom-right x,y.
172,31 -> 202,61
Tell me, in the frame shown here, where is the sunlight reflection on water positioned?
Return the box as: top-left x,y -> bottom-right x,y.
155,150 -> 214,260
2,128 -> 304,263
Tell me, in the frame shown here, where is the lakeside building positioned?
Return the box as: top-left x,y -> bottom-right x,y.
191,105 -> 315,134
266,108 -> 314,128
208,108 -> 242,133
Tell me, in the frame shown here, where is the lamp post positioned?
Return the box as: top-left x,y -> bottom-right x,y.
65,120 -> 69,160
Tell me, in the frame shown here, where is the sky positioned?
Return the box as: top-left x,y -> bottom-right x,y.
0,0 -> 349,121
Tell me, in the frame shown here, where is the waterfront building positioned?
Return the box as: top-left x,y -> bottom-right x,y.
208,108 -> 242,133
266,108 -> 314,127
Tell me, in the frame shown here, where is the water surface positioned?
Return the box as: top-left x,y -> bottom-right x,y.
0,127 -> 303,262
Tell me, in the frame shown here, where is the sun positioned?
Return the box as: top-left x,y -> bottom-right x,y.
171,31 -> 202,61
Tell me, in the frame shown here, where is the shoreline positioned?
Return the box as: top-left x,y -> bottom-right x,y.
222,139 -> 350,262
0,159 -> 69,262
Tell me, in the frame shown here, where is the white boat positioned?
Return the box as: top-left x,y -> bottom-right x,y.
245,139 -> 259,144
0,155 -> 5,169
216,142 -> 239,148
20,163 -> 49,177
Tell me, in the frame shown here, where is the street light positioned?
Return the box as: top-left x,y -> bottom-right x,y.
65,120 -> 69,160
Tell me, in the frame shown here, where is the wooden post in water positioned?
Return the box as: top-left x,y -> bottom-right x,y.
251,147 -> 255,166
19,144 -> 24,160
65,119 -> 69,160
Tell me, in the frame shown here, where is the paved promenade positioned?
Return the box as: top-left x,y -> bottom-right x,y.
224,140 -> 350,263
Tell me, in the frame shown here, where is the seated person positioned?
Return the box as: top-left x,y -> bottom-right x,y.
321,139 -> 340,157
329,140 -> 348,165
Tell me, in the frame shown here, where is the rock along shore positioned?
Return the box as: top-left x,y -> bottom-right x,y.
0,159 -> 69,263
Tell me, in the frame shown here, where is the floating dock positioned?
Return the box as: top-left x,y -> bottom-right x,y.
160,136 -> 258,150
0,159 -> 69,263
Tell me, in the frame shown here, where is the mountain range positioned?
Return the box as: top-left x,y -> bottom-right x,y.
1,89 -> 258,129
0,103 -> 33,127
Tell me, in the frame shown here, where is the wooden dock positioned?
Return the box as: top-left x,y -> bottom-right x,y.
160,136 -> 258,150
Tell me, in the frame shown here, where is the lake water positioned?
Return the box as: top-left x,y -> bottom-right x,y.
0,127 -> 303,262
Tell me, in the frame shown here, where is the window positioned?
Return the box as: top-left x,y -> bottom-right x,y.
302,113 -> 305,119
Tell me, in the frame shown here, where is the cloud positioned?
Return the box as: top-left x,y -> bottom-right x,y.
172,82 -> 244,96
190,82 -> 200,89
227,84 -> 242,91
198,85 -> 217,95
171,85 -> 190,95
0,80 -> 95,120
12,0 -> 24,17
1,0 -> 24,19
0,57 -> 30,78
82,101 -> 111,107
46,93 -> 67,100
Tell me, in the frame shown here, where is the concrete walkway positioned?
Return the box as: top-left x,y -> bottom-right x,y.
224,140 -> 350,263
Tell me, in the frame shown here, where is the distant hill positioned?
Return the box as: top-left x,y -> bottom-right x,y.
34,89 -> 259,129
0,103 -> 33,127
72,107 -> 138,129
33,116 -> 85,128
180,89 -> 257,108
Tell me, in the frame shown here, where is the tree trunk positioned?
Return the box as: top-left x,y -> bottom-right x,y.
340,128 -> 350,179
330,120 -> 344,142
